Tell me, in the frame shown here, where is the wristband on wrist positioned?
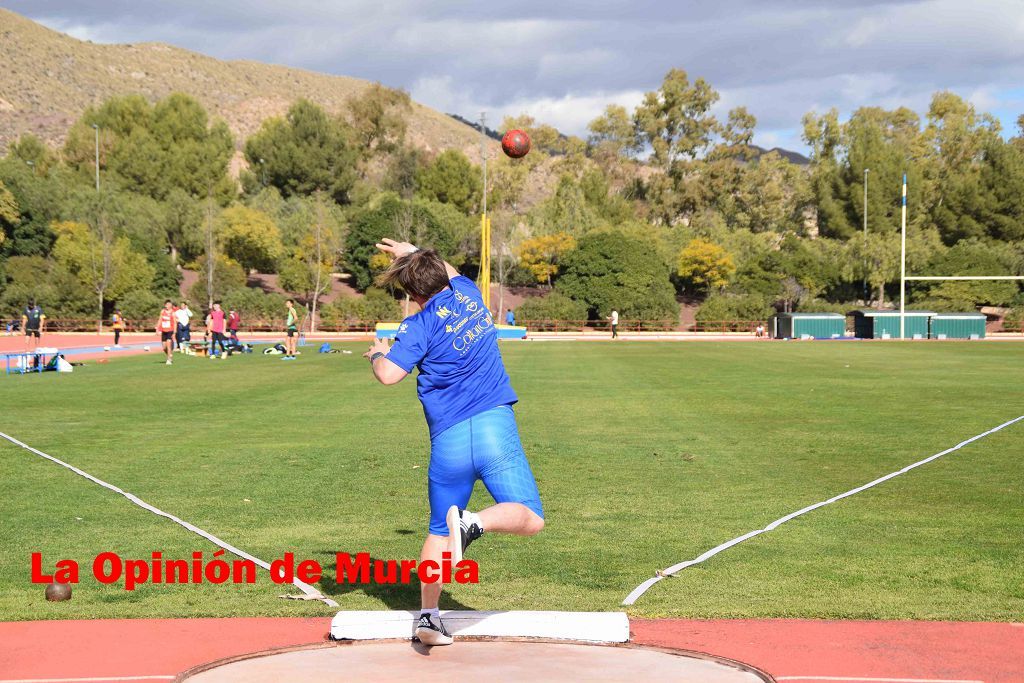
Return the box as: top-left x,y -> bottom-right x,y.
370,351 -> 386,362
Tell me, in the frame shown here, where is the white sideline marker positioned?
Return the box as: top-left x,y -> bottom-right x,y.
623,414 -> 1024,605
330,610 -> 629,643
0,431 -> 337,607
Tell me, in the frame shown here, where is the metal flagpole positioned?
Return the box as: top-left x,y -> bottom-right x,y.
899,173 -> 907,339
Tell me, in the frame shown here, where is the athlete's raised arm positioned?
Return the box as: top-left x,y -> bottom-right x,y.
375,238 -> 459,280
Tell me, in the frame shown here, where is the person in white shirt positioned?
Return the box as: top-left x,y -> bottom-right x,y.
174,301 -> 194,353
608,310 -> 619,339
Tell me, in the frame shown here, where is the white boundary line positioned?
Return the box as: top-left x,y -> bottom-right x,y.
0,677 -> 175,683
0,431 -> 338,607
777,677 -> 984,682
623,415 -> 1024,605
905,275 -> 1024,280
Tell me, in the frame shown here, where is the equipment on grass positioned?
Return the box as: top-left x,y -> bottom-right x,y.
45,582 -> 72,601
225,340 -> 253,355
4,349 -> 60,375
317,344 -> 343,354
501,129 -> 531,158
298,307 -> 309,346
264,343 -> 289,355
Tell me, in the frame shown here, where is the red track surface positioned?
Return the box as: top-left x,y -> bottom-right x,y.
0,333 -> 158,349
633,619 -> 1023,682
0,617 -> 1019,682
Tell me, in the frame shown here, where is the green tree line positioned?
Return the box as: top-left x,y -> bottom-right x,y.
2,70 -> 1023,331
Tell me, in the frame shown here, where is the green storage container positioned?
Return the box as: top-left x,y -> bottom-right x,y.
771,313 -> 846,339
928,313 -> 986,339
850,310 -> 934,339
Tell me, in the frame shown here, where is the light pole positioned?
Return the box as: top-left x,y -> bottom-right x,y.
92,124 -> 100,191
863,168 -> 869,303
259,158 -> 266,187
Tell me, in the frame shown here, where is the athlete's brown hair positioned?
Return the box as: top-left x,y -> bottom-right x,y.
376,249 -> 450,300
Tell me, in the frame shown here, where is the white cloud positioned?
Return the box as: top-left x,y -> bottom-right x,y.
412,74 -> 644,135
968,86 -> 998,112
501,91 -> 646,135
844,16 -> 884,48
757,131 -> 782,148
51,22 -> 102,42
8,0 -> 1024,151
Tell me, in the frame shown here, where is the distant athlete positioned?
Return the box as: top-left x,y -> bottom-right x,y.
228,308 -> 241,344
363,239 -> 544,646
22,300 -> 45,353
157,300 -> 176,365
111,309 -> 125,346
283,299 -> 299,360
174,301 -> 193,353
206,302 -> 227,359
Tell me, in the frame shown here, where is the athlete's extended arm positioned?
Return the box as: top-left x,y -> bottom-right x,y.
374,238 -> 459,280
363,337 -> 408,385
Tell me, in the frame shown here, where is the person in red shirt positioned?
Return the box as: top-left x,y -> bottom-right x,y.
206,301 -> 227,360
227,308 -> 241,345
156,300 -> 176,365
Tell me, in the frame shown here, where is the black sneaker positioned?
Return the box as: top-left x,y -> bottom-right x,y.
445,505 -> 484,564
415,613 -> 453,646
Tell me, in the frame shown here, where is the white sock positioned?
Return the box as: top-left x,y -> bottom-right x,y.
468,511 -> 483,533
421,607 -> 440,619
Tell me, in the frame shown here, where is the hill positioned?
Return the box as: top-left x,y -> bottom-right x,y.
750,145 -> 810,165
0,7 -> 495,159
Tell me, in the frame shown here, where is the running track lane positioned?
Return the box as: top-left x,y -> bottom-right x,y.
631,619 -> 1023,683
0,618 -> 1020,682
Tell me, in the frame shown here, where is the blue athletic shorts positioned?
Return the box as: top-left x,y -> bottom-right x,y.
427,404 -> 543,536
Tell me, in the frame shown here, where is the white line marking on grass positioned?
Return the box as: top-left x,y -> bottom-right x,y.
0,678 -> 174,683
623,414 -> 1024,605
777,677 -> 984,682
0,431 -> 338,608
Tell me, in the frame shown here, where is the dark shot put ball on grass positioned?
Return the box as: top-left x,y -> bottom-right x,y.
45,582 -> 72,601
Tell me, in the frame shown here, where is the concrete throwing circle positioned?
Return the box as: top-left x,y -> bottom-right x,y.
178,639 -> 773,683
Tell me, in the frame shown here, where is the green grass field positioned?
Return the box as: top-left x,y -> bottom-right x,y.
1,341 -> 1022,622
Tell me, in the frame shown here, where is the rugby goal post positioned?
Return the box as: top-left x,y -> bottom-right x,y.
898,173 -> 1024,338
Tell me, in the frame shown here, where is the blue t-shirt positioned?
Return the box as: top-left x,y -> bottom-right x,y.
386,275 -> 518,439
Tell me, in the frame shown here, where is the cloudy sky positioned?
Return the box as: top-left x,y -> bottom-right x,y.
6,0 -> 1024,151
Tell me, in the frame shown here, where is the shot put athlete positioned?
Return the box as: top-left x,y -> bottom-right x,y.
363,238 -> 545,646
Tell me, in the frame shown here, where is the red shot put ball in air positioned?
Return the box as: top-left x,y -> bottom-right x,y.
501,129 -> 531,158
45,582 -> 72,601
